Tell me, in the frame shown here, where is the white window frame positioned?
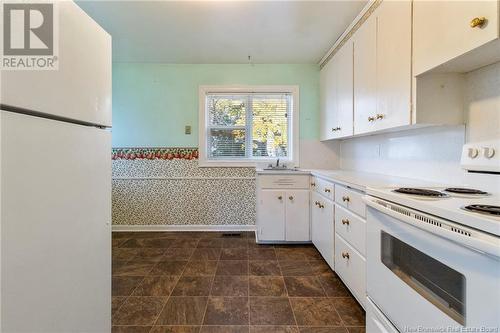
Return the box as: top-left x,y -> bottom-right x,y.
199,85 -> 299,167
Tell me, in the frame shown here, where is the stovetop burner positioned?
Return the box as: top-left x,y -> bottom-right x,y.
393,188 -> 449,198
463,205 -> 500,216
444,187 -> 489,195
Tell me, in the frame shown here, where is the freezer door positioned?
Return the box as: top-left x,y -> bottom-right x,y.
1,111 -> 111,333
0,1 -> 112,127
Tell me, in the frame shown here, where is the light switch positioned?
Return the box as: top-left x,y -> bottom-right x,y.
185,125 -> 191,135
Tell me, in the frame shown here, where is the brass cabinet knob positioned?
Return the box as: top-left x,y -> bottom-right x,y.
470,17 -> 486,28
342,218 -> 350,225
289,196 -> 294,200
278,196 -> 283,200
315,201 -> 320,206
332,126 -> 341,131
319,204 -> 325,209
342,196 -> 350,202
342,252 -> 350,259
311,182 -> 316,187
376,114 -> 385,120
324,188 -> 331,193
368,116 -> 375,122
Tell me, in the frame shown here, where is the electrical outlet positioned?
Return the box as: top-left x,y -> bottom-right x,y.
185,125 -> 191,135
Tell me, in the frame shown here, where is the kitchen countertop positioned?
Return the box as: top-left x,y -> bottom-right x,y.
256,168 -> 499,235
256,168 -> 445,191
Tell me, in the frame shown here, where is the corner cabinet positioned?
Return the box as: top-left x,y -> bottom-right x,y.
320,40 -> 354,140
256,174 -> 310,243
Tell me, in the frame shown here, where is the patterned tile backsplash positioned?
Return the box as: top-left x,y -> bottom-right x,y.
112,148 -> 256,226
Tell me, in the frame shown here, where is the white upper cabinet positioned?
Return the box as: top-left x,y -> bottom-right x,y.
320,58 -> 337,141
374,0 -> 412,132
354,1 -> 412,135
336,43 -> 354,138
321,0 -> 472,140
320,41 -> 353,140
353,15 -> 377,135
413,0 -> 500,75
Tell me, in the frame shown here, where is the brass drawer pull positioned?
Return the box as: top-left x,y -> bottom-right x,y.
368,116 -> 375,122
324,188 -> 331,193
342,252 -> 350,259
376,114 -> 385,120
470,17 -> 486,28
278,196 -> 283,200
289,196 -> 294,200
318,203 -> 325,209
342,218 -> 350,225
315,201 -> 320,206
311,182 -> 316,187
342,196 -> 350,202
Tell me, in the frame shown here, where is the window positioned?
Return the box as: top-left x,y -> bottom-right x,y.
199,86 -> 299,166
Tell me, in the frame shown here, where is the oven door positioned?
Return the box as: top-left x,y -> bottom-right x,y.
366,203 -> 500,331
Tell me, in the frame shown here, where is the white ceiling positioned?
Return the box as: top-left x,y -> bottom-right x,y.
77,1 -> 367,64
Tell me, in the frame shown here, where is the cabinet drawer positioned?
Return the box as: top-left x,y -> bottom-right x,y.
334,185 -> 366,218
335,234 -> 366,308
311,176 -> 334,201
335,205 -> 366,256
259,175 -> 310,189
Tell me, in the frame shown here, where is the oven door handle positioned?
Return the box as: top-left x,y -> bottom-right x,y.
364,196 -> 500,259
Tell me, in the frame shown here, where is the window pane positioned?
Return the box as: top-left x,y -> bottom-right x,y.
252,94 -> 289,158
207,95 -> 246,126
208,129 -> 246,158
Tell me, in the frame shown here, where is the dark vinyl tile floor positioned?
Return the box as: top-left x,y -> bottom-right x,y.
112,231 -> 366,333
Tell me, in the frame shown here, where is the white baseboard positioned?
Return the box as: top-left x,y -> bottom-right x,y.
112,224 -> 256,232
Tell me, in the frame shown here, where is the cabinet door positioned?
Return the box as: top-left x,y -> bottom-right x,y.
375,0 -> 412,131
285,190 -> 310,241
414,1 -> 499,75
257,190 -> 285,241
335,42 -> 354,138
320,58 -> 337,140
311,192 -> 335,269
353,15 -> 377,135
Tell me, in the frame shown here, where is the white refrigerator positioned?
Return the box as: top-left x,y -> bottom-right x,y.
0,1 -> 112,332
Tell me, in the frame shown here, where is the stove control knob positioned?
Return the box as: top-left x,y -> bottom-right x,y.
483,147 -> 495,159
468,148 -> 479,159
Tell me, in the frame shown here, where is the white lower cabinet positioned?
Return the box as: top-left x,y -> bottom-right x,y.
335,205 -> 366,256
311,191 -> 335,269
256,174 -> 310,243
285,190 -> 311,241
335,233 -> 366,308
258,190 -> 286,241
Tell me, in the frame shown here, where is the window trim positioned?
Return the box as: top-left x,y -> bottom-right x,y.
198,85 -> 299,167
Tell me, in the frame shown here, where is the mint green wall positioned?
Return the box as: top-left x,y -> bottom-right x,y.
112,63 -> 320,147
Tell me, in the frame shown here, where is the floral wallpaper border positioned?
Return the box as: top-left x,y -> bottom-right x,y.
112,147 -> 198,160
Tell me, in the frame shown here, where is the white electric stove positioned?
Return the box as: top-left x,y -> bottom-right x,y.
363,139 -> 500,333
